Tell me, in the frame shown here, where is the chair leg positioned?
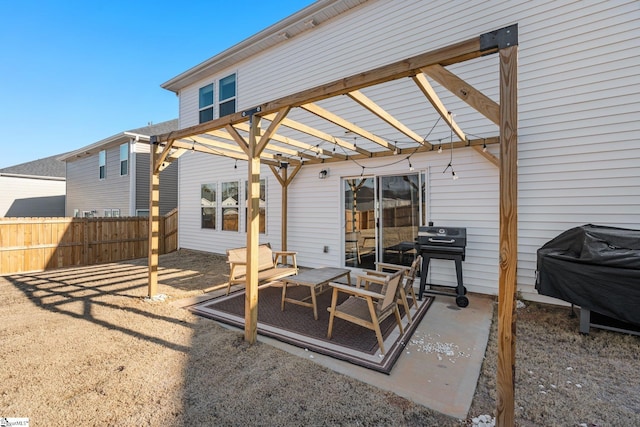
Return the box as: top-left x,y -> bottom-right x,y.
366,297 -> 386,354
326,288 -> 339,339
393,306 -> 404,335
398,289 -> 412,322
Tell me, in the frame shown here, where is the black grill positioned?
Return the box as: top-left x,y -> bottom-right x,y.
415,226 -> 469,307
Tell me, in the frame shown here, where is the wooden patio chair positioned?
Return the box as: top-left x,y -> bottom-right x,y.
374,255 -> 421,322
326,270 -> 404,355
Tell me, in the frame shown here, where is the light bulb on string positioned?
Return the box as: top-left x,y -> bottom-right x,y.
482,140 -> 487,152
407,158 -> 414,172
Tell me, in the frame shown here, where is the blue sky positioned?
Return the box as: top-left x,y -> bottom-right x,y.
0,0 -> 315,169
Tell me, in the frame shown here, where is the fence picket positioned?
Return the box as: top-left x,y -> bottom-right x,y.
0,210 -> 178,275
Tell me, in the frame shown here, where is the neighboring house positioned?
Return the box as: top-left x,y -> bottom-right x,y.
59,120 -> 179,217
157,0 -> 639,300
0,154 -> 66,217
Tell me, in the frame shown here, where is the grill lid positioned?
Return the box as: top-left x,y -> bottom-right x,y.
416,226 -> 467,248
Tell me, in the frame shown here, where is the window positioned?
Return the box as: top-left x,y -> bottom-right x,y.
99,150 -> 106,179
199,83 -> 214,123
245,179 -> 266,234
201,183 -> 216,229
73,209 -> 79,217
221,181 -> 239,231
218,73 -> 236,117
120,143 -> 129,176
104,209 -> 112,217
135,209 -> 149,217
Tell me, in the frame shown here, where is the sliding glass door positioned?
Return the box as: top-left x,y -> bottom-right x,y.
343,173 -> 424,269
379,174 -> 421,266
344,177 -> 376,269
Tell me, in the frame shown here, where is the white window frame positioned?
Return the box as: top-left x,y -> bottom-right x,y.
99,150 -> 106,180
198,83 -> 214,123
221,180 -> 240,232
201,183 -> 216,229
135,209 -> 149,217
218,73 -> 236,118
119,143 -> 129,176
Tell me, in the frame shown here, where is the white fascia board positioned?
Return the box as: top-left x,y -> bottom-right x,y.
161,0 -> 367,93
58,133 -> 130,162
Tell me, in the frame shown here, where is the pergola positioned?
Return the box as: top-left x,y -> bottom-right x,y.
147,25 -> 518,424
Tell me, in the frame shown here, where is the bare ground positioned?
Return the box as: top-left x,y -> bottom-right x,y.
1,249 -> 639,426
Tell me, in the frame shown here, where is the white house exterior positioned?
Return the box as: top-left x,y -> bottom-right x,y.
60,120 -> 179,218
0,155 -> 66,217
161,0 -> 639,299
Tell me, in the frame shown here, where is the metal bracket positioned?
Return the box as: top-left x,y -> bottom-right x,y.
242,106 -> 262,117
480,24 -> 518,52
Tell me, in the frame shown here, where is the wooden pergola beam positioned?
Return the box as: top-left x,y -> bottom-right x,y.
300,102 -> 396,152
347,90 -> 430,147
153,36 -> 494,144
265,114 -> 372,157
422,64 -> 500,125
412,73 -> 467,143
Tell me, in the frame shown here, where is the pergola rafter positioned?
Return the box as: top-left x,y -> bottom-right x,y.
347,90 -> 429,148
148,24 -> 518,425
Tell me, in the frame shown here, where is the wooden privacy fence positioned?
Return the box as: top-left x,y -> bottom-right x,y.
0,209 -> 178,275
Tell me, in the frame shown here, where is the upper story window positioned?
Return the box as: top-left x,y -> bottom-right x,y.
219,73 -> 236,117
199,83 -> 214,123
119,143 -> 129,176
99,150 -> 106,179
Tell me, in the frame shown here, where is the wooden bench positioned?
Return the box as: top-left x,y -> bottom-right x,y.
226,243 -> 298,295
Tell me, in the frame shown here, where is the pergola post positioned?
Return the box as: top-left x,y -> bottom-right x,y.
148,136 -> 160,297
280,163 -> 288,252
496,43 -> 518,426
245,114 -> 262,343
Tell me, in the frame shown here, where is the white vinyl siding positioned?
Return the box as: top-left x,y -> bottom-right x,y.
0,175 -> 65,217
66,146 -> 130,216
178,153 -> 283,254
175,0 -> 640,297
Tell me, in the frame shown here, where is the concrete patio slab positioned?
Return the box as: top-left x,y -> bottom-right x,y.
211,292 -> 494,420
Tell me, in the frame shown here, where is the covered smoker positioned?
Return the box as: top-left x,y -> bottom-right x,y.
536,224 -> 640,328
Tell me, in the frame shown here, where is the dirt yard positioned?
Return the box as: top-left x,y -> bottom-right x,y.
1,249 -> 639,426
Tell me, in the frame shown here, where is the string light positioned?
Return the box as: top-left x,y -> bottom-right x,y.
407,158 -> 414,171
234,160 -> 237,169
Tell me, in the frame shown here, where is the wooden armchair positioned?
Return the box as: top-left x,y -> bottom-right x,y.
326,270 -> 404,354
374,255 -> 421,322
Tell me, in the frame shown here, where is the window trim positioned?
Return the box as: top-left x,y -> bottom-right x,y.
198,83 -> 214,124
221,180 -> 240,232
200,183 -> 217,229
218,73 -> 236,118
99,150 -> 106,180
119,143 -> 129,176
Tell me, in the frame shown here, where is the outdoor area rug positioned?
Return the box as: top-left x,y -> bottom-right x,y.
188,284 -> 434,373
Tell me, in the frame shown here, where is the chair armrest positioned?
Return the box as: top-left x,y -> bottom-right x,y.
329,282 -> 384,300
228,260 -> 247,266
375,262 -> 409,273
273,250 -> 297,256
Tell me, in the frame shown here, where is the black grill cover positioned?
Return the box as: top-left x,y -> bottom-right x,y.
536,224 -> 640,326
